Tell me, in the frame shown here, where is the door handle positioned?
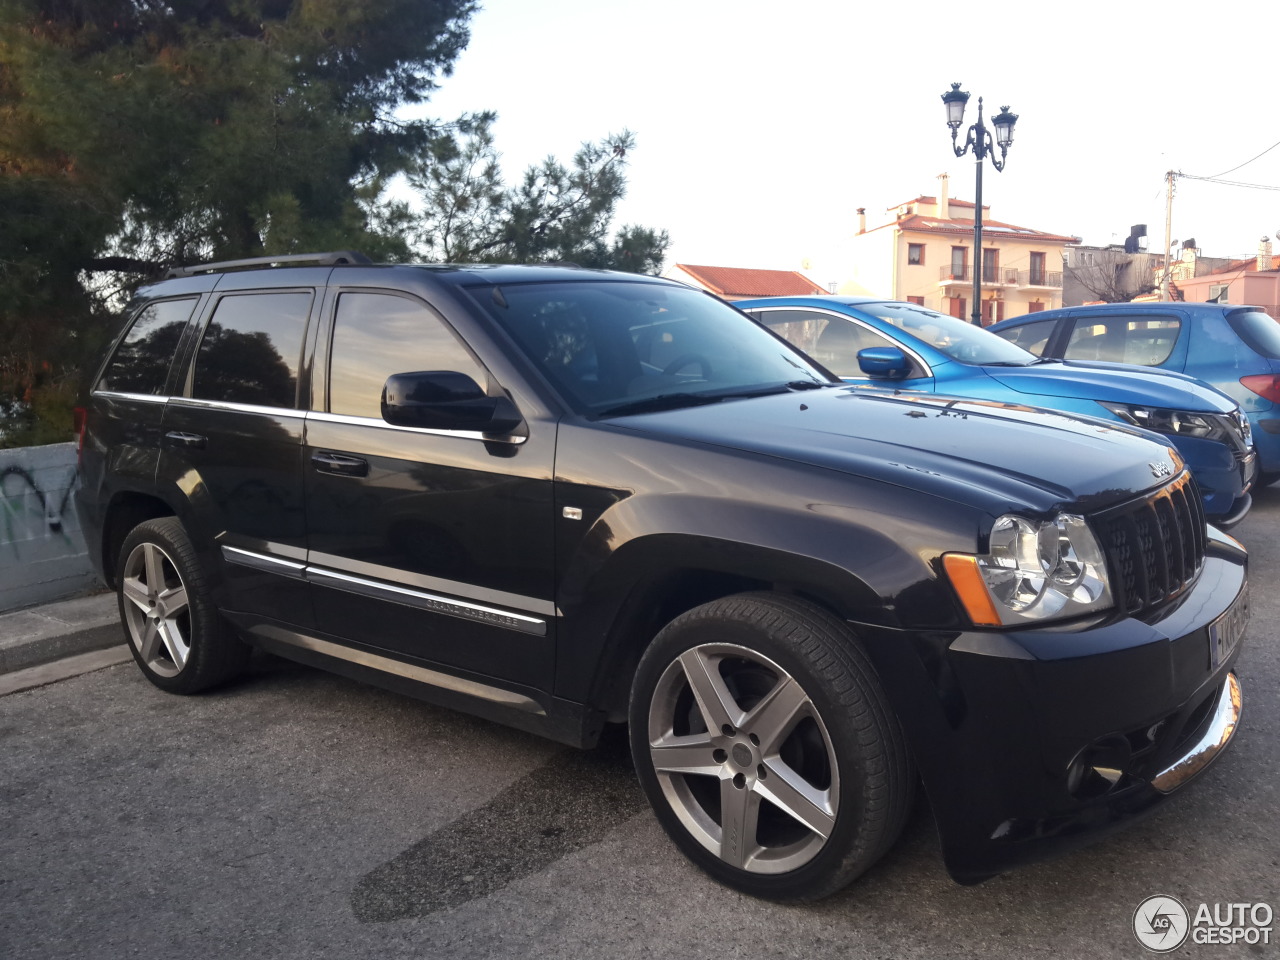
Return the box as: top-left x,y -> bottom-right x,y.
311,452 -> 369,477
163,431 -> 207,450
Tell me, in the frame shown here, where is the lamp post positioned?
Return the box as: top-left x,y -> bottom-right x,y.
941,83 -> 1018,325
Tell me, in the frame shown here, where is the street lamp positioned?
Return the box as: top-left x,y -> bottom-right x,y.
941,82 -> 1018,324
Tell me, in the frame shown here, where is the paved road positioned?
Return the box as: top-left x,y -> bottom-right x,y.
3,487 -> 1278,959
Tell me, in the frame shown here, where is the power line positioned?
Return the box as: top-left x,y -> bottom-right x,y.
1179,173 -> 1280,192
1204,138 -> 1280,179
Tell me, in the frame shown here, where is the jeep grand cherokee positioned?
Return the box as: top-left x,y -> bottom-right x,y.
76,253 -> 1248,901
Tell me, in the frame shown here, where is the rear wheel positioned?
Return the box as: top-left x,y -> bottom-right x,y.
117,517 -> 248,693
629,593 -> 913,901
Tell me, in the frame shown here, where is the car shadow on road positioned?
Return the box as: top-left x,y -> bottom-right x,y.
350,725 -> 646,922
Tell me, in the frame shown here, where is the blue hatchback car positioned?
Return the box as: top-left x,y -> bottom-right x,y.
737,296 -> 1256,527
987,302 -> 1280,486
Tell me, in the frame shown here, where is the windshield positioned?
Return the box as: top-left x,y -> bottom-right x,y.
467,280 -> 831,415
1228,309 -> 1280,360
857,302 -> 1039,366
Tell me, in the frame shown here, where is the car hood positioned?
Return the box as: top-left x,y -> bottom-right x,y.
980,362 -> 1237,413
616,387 -> 1178,517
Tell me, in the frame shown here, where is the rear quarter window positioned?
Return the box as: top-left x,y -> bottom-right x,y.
97,297 -> 199,394
1227,309 -> 1280,359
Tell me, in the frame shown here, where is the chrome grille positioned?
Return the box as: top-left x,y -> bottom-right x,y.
1093,472 -> 1206,616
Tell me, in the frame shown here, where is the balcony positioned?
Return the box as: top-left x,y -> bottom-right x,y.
939,266 -> 1019,287
1015,269 -> 1062,289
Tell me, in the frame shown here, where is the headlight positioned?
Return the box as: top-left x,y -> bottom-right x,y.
943,513 -> 1113,626
1098,401 -> 1234,442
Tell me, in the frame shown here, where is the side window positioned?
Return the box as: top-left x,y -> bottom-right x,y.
98,297 -> 198,394
192,292 -> 312,407
994,318 -> 1057,357
757,309 -> 901,378
1064,316 -> 1180,365
328,292 -> 488,419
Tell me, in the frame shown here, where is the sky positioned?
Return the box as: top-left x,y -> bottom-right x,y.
416,0 -> 1280,276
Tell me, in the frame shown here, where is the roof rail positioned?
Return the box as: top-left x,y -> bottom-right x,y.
164,250 -> 372,279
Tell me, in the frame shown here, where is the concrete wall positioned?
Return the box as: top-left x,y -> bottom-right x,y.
0,443 -> 99,612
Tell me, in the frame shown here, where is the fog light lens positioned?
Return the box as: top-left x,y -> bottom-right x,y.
1066,736 -> 1132,799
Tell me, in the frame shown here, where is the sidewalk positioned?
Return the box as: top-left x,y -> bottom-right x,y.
0,592 -> 129,693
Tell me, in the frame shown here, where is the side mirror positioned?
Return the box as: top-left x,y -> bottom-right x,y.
857,347 -> 911,380
381,371 -> 523,434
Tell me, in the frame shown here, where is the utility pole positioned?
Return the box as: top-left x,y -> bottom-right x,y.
1160,171 -> 1176,301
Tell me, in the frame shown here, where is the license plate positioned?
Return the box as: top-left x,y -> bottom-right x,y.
1209,584 -> 1249,669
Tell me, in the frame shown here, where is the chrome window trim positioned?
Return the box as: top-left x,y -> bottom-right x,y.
305,410 -> 526,445
91,390 -> 168,404
747,305 -> 935,379
167,396 -> 307,418
305,567 -> 547,637
255,625 -> 545,715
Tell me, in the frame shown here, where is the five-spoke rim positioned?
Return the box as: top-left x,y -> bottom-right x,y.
647,642 -> 839,874
120,541 -> 191,678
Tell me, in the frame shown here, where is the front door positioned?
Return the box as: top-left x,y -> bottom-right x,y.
303,289 -> 557,689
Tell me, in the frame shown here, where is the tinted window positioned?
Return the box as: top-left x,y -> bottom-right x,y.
1227,309 -> 1280,359
192,292 -> 311,407
1064,315 -> 1180,365
468,281 -> 828,414
98,298 -> 197,394
994,318 -> 1058,357
754,309 -> 909,378
329,293 -> 488,419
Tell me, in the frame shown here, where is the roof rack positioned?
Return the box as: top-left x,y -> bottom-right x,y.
164,250 -> 372,279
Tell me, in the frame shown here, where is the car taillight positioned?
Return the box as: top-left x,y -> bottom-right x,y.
1240,374 -> 1280,404
73,406 -> 87,461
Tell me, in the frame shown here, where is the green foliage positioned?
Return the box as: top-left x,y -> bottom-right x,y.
409,118 -> 670,272
0,0 -> 475,439
0,1 -> 671,443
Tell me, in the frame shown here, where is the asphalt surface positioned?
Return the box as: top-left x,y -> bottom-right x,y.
2,486 -> 1277,959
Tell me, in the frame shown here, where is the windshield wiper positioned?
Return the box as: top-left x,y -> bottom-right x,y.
596,393 -> 730,418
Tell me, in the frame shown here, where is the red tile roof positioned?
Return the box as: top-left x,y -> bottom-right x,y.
893,214 -> 1079,244
1199,256 -> 1277,277
893,195 -> 978,210
672,264 -> 827,298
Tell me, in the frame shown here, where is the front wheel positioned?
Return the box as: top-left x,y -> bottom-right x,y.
117,517 -> 249,694
629,593 -> 913,901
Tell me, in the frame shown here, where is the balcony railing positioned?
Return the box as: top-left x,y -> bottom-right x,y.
1017,270 -> 1062,288
938,266 -> 1063,288
939,266 -> 1022,285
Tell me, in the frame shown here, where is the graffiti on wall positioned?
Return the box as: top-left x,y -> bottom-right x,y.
1,463 -> 78,543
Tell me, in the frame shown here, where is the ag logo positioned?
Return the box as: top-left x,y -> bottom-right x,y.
1133,895 -> 1190,952
1149,461 -> 1173,479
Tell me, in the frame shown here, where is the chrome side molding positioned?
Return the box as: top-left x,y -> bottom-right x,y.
220,544 -> 547,637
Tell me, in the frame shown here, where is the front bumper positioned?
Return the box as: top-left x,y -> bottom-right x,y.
865,528 -> 1248,884
1173,433 -> 1255,526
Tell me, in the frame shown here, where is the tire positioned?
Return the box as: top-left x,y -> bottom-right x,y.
116,517 -> 249,694
629,592 -> 914,902
1261,471 -> 1280,488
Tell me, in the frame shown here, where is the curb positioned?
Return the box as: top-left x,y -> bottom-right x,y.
0,592 -> 121,675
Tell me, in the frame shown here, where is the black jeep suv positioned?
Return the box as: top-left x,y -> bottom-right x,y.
76,253 -> 1248,901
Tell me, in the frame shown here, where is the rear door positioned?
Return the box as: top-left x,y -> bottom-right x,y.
303,285 -> 557,689
158,271 -> 323,627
